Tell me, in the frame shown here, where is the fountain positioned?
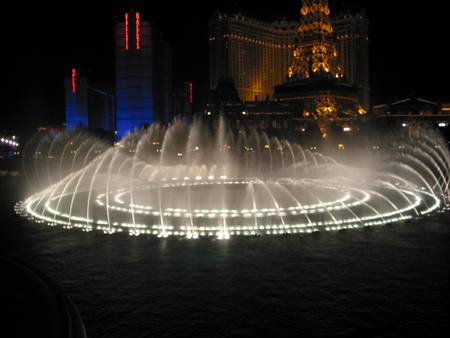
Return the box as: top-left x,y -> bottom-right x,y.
16,119 -> 450,239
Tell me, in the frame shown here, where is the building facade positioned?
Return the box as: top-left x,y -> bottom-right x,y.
208,6 -> 370,109
65,68 -> 89,129
373,96 -> 450,122
65,68 -> 114,132
152,37 -> 173,124
334,11 -> 370,111
172,81 -> 193,120
88,88 -> 115,132
115,10 -> 173,137
275,0 -> 365,138
372,96 -> 450,141
115,10 -> 154,138
209,12 -> 298,102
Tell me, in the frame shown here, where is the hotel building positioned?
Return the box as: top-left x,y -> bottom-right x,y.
209,8 -> 369,109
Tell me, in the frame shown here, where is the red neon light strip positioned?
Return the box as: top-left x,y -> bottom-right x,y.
72,68 -> 77,93
189,82 -> 193,104
125,13 -> 129,50
136,12 -> 141,50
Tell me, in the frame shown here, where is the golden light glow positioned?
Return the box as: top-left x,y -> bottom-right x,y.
285,1 -> 366,140
315,96 -> 337,120
289,41 -> 343,79
289,1 -> 344,80
299,21 -> 333,35
300,3 -> 331,18
288,67 -> 294,78
358,107 -> 367,115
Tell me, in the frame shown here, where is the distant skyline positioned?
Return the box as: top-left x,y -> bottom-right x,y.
3,0 -> 447,132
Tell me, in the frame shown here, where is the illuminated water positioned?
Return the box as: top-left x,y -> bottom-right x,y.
17,120 -> 450,239
2,164 -> 450,337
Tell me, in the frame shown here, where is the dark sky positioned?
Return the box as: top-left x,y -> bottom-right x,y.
2,0 -> 447,133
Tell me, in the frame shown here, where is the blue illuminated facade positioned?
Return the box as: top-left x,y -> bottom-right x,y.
65,69 -> 114,132
65,69 -> 88,129
115,11 -> 154,138
88,88 -> 115,132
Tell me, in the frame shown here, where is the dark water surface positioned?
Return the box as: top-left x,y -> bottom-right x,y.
1,179 -> 449,337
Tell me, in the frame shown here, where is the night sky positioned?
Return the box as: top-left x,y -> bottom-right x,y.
2,0 -> 447,133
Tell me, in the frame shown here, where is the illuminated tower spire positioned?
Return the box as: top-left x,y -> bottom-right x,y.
275,0 -> 366,140
288,0 -> 344,81
299,0 -> 333,41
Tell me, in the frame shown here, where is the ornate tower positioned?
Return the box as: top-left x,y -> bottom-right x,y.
288,0 -> 344,81
275,0 -> 366,139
